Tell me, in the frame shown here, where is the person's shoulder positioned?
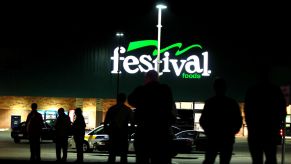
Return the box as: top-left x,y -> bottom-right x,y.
36,111 -> 43,117
65,114 -> 70,120
205,96 -> 216,102
123,104 -> 132,111
133,85 -> 144,91
27,112 -> 32,117
227,96 -> 239,105
159,83 -> 172,90
108,104 -> 118,111
129,85 -> 144,95
160,83 -> 170,87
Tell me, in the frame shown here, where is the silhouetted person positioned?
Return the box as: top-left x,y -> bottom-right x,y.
128,70 -> 176,164
55,108 -> 71,162
244,69 -> 286,164
199,78 -> 242,164
72,108 -> 86,163
104,93 -> 133,164
26,103 -> 44,162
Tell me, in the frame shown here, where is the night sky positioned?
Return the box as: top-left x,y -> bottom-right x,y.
1,1 -> 289,62
0,1 -> 290,100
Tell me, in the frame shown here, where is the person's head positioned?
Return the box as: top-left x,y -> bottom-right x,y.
75,108 -> 82,116
213,77 -> 227,96
58,108 -> 65,115
144,70 -> 159,84
117,93 -> 126,104
31,103 -> 38,111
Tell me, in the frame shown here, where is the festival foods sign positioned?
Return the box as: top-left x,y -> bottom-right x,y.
111,40 -> 211,79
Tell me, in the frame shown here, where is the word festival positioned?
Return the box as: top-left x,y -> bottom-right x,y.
111,40 -> 212,79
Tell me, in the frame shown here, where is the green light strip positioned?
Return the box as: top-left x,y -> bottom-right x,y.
127,40 -> 203,56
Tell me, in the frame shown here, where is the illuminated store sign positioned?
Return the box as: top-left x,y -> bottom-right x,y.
111,40 -> 211,79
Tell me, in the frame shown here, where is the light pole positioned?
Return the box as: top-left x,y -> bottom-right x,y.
156,4 -> 167,76
116,32 -> 124,97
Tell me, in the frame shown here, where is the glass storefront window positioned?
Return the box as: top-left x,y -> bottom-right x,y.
194,102 -> 204,110
180,102 -> 193,110
175,102 -> 181,109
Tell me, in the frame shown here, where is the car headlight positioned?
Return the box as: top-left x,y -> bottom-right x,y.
96,141 -> 106,145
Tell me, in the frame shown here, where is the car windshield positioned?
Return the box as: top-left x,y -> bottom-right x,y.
88,125 -> 105,135
176,130 -> 198,139
45,119 -> 56,127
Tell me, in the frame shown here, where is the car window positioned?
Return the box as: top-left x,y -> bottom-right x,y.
185,131 -> 195,138
171,126 -> 181,134
198,132 -> 207,138
176,130 -> 198,139
88,125 -> 105,135
20,122 -> 26,128
44,122 -> 52,128
45,119 -> 56,127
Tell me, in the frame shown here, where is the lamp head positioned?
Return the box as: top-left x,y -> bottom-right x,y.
116,32 -> 124,37
156,4 -> 167,9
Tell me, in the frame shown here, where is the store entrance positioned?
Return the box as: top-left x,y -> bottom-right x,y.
175,109 -> 194,130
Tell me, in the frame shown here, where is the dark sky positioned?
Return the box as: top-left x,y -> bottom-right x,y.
1,1 -> 289,50
1,0 -> 290,68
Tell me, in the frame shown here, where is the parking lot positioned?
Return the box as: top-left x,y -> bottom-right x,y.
2,129 -> 291,163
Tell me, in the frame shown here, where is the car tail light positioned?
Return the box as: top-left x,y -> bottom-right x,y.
280,129 -> 283,136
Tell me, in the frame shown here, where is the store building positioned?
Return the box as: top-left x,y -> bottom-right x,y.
1,39 -> 290,136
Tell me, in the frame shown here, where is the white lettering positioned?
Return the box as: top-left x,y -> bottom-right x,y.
123,56 -> 139,74
139,55 -> 153,72
185,55 -> 203,73
162,52 -> 170,72
111,47 -> 126,74
202,51 -> 211,76
170,59 -> 187,76
111,46 -> 211,78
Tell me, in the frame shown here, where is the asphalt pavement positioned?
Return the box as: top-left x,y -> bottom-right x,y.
1,129 -> 291,164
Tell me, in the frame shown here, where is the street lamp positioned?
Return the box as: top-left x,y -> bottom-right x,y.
156,3 -> 167,76
116,32 -> 124,96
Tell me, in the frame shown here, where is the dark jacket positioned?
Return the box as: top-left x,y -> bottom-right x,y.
55,114 -> 71,138
200,95 -> 242,139
72,116 -> 86,138
26,111 -> 44,138
244,82 -> 286,138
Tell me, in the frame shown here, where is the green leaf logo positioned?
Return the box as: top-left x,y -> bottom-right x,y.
127,40 -> 203,56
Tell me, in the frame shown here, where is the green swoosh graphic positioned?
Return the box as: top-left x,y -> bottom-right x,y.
127,40 -> 157,52
127,40 -> 203,56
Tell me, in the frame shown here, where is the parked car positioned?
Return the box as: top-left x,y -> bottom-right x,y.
11,121 -> 56,143
92,125 -> 192,156
92,131 -> 136,153
171,125 -> 182,134
175,130 -> 208,151
68,124 -> 109,152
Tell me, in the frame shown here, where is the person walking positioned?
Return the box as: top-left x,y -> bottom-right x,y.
128,70 -> 176,164
54,108 -> 71,162
104,92 -> 133,164
244,70 -> 286,164
199,77 -> 242,164
72,108 -> 86,163
26,103 -> 44,162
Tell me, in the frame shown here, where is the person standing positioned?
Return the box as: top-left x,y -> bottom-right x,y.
128,70 -> 176,164
54,108 -> 71,162
26,103 -> 44,162
72,108 -> 86,163
199,77 -> 242,164
244,70 -> 286,164
104,92 -> 133,164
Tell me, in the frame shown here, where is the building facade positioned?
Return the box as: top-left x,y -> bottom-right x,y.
1,39 -> 291,136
